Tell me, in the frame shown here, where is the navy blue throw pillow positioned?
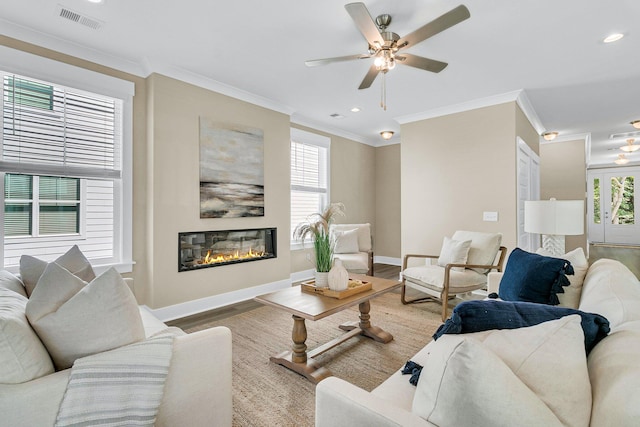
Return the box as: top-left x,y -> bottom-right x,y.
499,248 -> 574,305
433,299 -> 610,354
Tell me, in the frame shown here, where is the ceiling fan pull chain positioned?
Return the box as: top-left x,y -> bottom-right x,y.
381,72 -> 387,111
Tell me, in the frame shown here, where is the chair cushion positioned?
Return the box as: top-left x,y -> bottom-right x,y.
332,253 -> 368,273
403,265 -> 487,294
451,231 -> 501,273
0,288 -> 55,384
26,264 -> 145,370
20,245 -> 95,297
412,316 -> 591,427
437,237 -> 471,272
537,247 -> 588,309
330,223 -> 371,252
0,270 -> 27,298
499,248 -> 573,305
332,228 -> 360,254
433,299 -> 610,354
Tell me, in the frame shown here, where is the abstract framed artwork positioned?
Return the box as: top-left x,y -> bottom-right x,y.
199,118 -> 264,218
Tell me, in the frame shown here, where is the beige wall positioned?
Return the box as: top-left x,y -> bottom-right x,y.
146,74 -> 292,308
540,139 -> 587,252
375,144 -> 401,258
401,102 -> 526,257
289,125 -> 377,273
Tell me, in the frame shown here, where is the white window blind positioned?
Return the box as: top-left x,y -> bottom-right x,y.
1,73 -> 121,179
290,128 -> 330,243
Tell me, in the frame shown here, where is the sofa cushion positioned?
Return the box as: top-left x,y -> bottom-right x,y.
0,288 -> 55,384
579,258 -> 640,331
26,263 -> 145,370
0,270 -> 27,297
499,248 -> 573,305
587,321 -> 640,426
434,299 -> 609,354
20,245 -> 95,296
413,316 -> 591,427
332,228 -> 360,254
451,230 -> 501,273
537,247 -> 588,309
437,237 -> 471,272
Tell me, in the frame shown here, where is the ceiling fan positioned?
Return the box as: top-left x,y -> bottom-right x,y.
305,3 -> 470,91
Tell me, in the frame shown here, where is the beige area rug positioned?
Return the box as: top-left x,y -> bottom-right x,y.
185,292 -> 444,427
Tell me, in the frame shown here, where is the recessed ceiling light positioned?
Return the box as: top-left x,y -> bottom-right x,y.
350,107 -> 361,113
603,33 -> 624,43
86,0 -> 104,3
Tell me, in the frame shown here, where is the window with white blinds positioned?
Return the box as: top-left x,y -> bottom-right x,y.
1,69 -> 127,270
290,128 -> 330,244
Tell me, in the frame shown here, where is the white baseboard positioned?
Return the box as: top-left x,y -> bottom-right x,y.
291,268 -> 314,283
374,256 -> 401,266
148,277 -> 292,322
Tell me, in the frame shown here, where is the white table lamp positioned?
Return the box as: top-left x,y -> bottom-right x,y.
524,199 -> 585,256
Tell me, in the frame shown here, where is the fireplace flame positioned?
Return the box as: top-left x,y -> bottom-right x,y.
201,247 -> 266,265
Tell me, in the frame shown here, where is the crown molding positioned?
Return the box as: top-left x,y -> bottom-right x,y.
515,91 -> 545,135
290,114 -> 379,147
394,90 -> 523,124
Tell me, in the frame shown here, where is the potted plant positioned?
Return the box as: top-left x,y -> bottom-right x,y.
293,202 -> 345,287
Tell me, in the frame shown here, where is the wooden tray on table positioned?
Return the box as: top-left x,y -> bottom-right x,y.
300,278 -> 372,299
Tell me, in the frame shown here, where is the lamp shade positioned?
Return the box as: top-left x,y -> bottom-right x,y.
524,199 -> 584,236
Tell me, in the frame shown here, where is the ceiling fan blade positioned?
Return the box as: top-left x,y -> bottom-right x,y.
397,5 -> 470,49
305,54 -> 371,67
396,54 -> 448,73
358,64 -> 379,89
345,2 -> 384,47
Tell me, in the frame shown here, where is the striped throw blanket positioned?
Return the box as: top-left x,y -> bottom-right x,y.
55,329 -> 178,427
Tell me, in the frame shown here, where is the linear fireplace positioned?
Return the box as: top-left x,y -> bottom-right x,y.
179,227 -> 276,272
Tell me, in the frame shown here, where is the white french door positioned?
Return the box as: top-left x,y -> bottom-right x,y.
517,137 -> 540,252
588,167 -> 640,245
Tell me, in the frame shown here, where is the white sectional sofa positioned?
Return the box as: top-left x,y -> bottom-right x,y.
316,258 -> 640,426
0,255 -> 232,427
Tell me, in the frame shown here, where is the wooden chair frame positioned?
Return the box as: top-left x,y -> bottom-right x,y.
401,246 -> 507,321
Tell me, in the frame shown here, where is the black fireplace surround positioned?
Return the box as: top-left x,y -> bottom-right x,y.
179,227 -> 276,272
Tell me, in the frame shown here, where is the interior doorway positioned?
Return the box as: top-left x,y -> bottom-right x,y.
517,137 -> 540,252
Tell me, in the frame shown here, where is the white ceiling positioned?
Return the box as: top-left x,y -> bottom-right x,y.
1,0 -> 639,166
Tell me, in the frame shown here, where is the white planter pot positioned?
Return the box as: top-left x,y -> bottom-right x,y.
315,271 -> 329,288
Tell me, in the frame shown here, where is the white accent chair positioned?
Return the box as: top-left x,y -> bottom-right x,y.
401,231 -> 507,321
329,223 -> 374,276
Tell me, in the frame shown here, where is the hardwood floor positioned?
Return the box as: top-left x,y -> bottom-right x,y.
167,263 -> 401,330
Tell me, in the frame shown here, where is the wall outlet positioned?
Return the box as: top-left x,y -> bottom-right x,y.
483,211 -> 499,222
306,253 -> 311,261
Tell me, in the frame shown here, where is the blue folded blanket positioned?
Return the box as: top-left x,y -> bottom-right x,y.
433,299 -> 609,354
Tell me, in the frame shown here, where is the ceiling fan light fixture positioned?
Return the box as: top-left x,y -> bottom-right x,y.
542,131 -> 558,141
615,154 -> 630,165
620,138 -> 640,152
380,130 -> 394,140
631,120 -> 640,129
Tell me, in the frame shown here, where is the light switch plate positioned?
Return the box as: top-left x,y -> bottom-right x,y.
483,211 -> 499,222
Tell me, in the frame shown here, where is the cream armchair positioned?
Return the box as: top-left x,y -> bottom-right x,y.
401,231 -> 507,321
329,223 -> 374,276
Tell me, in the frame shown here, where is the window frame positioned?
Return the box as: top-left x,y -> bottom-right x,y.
4,174 -> 86,239
0,45 -> 134,274
290,128 -> 331,250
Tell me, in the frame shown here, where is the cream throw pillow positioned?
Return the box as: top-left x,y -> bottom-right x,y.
437,237 -> 471,272
26,264 -> 145,370
0,288 -> 54,383
412,316 -> 591,427
0,270 -> 27,298
333,229 -> 360,254
20,245 -> 96,297
536,247 -> 589,309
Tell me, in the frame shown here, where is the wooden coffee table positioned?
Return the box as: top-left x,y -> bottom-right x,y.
254,274 -> 402,383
